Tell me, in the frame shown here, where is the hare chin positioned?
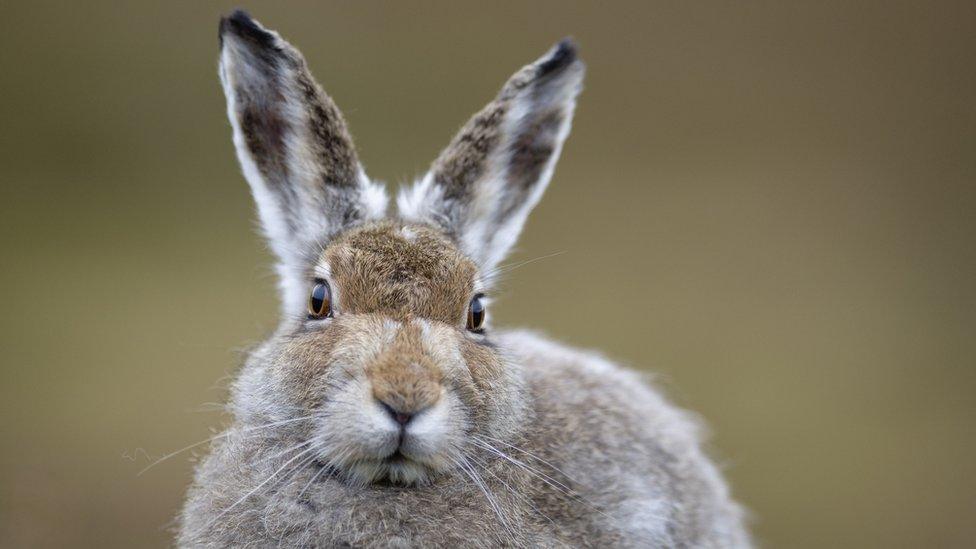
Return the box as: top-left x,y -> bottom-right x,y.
342,457 -> 437,487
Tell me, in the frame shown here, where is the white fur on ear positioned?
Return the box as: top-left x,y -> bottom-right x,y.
219,11 -> 388,315
396,173 -> 443,237
398,39 -> 584,274
360,170 -> 392,222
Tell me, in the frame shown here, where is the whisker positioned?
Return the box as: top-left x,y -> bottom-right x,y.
190,402 -> 228,413
257,438 -> 316,464
280,453 -> 324,495
455,455 -> 517,546
471,437 -> 613,521
483,251 -> 567,284
466,453 -> 558,530
297,463 -> 328,500
475,434 -> 582,489
210,445 -> 317,526
472,438 -> 575,494
137,415 -> 314,476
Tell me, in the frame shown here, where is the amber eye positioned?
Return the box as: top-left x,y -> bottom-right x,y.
308,282 -> 333,318
467,294 -> 486,332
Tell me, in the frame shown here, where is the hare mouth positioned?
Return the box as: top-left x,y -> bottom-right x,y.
383,450 -> 408,464
312,451 -> 434,487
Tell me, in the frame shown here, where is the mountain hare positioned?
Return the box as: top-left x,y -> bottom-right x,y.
179,10 -> 750,547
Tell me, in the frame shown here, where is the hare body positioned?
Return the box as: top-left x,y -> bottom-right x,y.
180,329 -> 746,548
179,11 -> 749,547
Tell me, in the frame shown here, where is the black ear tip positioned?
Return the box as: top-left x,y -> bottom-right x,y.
219,9 -> 252,36
556,37 -> 579,55
537,37 -> 579,77
227,8 -> 254,24
218,9 -> 275,48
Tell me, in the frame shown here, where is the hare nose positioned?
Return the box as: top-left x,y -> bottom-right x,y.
379,400 -> 414,426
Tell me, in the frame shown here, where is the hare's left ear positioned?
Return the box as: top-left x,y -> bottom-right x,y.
218,11 -> 387,314
398,40 -> 584,272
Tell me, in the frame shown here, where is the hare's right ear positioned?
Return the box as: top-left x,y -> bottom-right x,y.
218,11 -> 387,314
398,40 -> 583,273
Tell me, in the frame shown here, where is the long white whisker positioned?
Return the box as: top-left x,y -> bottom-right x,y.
137,415 -> 313,475
210,446 -> 317,526
282,453 -> 324,493
258,438 -> 315,464
472,438 -> 614,520
476,434 -> 586,488
297,464 -> 328,500
466,453 -> 558,530
456,455 -> 517,546
472,438 -> 575,494
483,251 -> 567,283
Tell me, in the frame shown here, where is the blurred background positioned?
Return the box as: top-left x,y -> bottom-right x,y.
1,1 -> 974,547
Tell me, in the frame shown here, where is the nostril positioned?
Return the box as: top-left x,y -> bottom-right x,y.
379,401 -> 413,426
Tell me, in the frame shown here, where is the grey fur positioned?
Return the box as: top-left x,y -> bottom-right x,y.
180,11 -> 751,548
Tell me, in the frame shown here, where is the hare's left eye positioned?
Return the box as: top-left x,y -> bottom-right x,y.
308,282 -> 333,319
467,294 -> 486,332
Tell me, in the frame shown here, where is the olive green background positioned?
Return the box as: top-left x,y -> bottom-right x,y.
2,1 -> 974,547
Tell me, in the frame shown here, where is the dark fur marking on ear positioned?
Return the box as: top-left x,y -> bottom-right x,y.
507,109 -> 563,192
239,92 -> 290,185
475,109 -> 564,226
295,70 -> 361,190
426,39 -> 578,209
221,11 -> 369,238
434,103 -> 506,201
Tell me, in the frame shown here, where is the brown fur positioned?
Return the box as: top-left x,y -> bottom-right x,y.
433,102 -> 506,201
367,323 -> 444,414
324,222 -> 476,323
296,69 -> 362,190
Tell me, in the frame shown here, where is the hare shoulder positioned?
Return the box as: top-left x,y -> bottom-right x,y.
499,330 -> 751,547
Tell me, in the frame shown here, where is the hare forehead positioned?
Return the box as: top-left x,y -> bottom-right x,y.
321,222 -> 478,322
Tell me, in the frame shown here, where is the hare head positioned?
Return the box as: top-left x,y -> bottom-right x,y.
217,10 -> 583,486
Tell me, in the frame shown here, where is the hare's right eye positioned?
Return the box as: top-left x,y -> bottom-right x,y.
308,282 -> 333,318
